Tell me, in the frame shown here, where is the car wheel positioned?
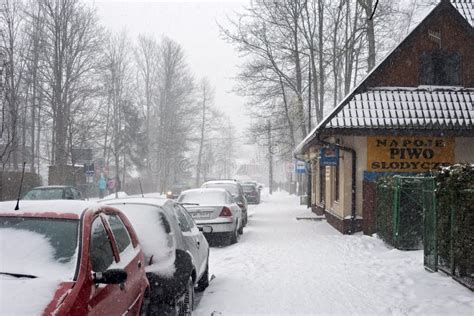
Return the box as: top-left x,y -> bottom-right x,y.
243,211 -> 248,226
238,219 -> 244,235
177,277 -> 194,316
229,223 -> 238,245
196,261 -> 209,292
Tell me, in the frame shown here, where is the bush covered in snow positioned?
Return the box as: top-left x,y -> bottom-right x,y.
435,163 -> 473,289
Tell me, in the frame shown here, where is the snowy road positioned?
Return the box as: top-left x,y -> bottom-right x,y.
194,191 -> 474,315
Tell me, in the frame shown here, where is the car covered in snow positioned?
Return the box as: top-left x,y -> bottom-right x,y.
178,188 -> 243,245
100,197 -> 211,315
201,180 -> 248,226
23,185 -> 84,200
0,200 -> 149,316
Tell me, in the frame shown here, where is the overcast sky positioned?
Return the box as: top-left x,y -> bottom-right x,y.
91,0 -> 251,137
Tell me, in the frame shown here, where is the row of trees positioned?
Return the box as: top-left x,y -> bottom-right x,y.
222,0 -> 426,162
0,0 -> 235,192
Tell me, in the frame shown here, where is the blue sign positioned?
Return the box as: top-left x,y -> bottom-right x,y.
84,162 -> 95,176
320,146 -> 339,166
295,161 -> 306,174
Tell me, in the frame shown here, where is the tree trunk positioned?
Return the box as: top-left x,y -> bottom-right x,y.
317,0 -> 325,122
195,88 -> 206,187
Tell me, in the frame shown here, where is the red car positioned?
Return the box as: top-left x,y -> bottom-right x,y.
0,200 -> 149,315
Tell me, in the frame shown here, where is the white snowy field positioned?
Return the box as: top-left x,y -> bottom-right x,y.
194,190 -> 474,315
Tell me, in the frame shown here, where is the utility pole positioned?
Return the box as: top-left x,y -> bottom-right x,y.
267,120 -> 273,195
307,56 -> 312,207
308,55 -> 312,132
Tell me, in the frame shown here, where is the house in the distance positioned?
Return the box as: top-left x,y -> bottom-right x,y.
294,0 -> 473,234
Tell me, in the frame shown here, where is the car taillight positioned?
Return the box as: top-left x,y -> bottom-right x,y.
219,207 -> 232,217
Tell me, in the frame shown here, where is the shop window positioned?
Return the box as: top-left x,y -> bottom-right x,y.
420,52 -> 460,85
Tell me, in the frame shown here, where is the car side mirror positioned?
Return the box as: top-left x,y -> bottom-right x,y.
198,226 -> 213,233
237,202 -> 244,208
93,269 -> 127,284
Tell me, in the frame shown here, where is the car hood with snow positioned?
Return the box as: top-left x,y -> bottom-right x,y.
0,228 -> 78,315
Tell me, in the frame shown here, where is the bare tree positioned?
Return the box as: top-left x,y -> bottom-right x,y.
102,30 -> 133,196
195,78 -> 213,186
135,34 -> 160,155
0,0 -> 27,170
38,0 -> 101,166
152,37 -> 195,192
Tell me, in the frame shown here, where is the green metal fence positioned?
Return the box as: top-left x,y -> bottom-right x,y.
375,166 -> 473,291
375,176 -> 431,250
433,165 -> 474,290
422,178 -> 437,272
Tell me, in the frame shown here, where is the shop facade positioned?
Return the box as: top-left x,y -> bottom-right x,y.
295,0 -> 474,234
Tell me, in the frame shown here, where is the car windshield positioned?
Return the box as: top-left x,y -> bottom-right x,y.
178,190 -> 227,204
23,188 -> 64,200
0,217 -> 79,279
202,183 -> 239,196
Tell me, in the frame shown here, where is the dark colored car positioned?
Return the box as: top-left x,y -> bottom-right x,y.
23,185 -> 83,200
241,183 -> 260,204
0,200 -> 149,315
101,197 -> 211,315
166,184 -> 190,200
201,180 -> 248,226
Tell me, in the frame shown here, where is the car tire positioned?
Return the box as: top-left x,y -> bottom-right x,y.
196,261 -> 210,292
243,211 -> 248,226
177,277 -> 194,316
229,224 -> 238,245
238,220 -> 244,235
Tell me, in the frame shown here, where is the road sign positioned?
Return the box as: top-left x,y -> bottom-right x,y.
295,160 -> 306,174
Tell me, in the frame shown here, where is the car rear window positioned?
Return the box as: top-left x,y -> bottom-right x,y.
202,183 -> 239,195
178,190 -> 227,204
23,188 -> 64,200
0,217 -> 79,279
242,185 -> 256,192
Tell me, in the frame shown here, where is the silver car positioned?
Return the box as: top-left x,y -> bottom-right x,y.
178,188 -> 243,245
100,197 -> 210,315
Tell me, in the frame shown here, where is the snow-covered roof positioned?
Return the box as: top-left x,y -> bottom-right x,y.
31,185 -> 73,189
325,87 -> 473,132
182,188 -> 229,194
100,197 -> 171,208
203,180 -> 239,185
451,0 -> 474,26
0,200 -> 98,217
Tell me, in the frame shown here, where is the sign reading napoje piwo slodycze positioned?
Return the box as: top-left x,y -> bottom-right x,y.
367,136 -> 454,172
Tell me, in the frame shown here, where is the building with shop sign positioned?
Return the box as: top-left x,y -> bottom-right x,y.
294,0 -> 473,234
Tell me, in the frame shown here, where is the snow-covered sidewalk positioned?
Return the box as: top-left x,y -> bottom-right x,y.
195,191 -> 474,315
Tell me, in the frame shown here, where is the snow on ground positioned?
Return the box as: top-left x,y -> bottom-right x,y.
195,190 -> 474,315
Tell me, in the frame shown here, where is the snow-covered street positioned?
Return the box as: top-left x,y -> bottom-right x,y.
195,191 -> 474,315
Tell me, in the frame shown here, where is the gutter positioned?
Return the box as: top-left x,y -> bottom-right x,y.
315,133 -> 357,235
